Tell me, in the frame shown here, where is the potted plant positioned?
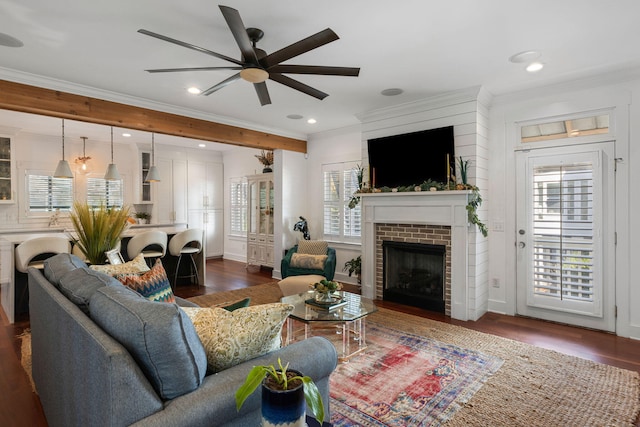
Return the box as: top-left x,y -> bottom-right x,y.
236,358 -> 325,426
135,211 -> 151,224
343,255 -> 361,284
70,201 -> 131,265
255,150 -> 274,173
310,279 -> 342,303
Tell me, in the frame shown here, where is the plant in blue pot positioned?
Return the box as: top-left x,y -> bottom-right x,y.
236,358 -> 325,426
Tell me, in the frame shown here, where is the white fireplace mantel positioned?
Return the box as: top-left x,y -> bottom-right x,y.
360,190 -> 473,321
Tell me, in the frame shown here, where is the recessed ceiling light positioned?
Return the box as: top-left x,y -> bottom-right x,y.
381,88 -> 403,96
187,87 -> 202,95
0,32 -> 23,47
122,133 -> 131,137
287,114 -> 303,120
198,143 -> 206,148
307,118 -> 317,124
526,62 -> 544,73
509,50 -> 541,64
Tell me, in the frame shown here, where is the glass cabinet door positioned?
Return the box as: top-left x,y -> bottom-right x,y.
0,137 -> 13,202
259,181 -> 268,235
268,180 -> 274,235
249,180 -> 260,234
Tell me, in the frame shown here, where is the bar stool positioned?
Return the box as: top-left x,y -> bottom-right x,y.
168,228 -> 203,288
127,230 -> 167,267
15,236 -> 71,314
15,236 -> 72,273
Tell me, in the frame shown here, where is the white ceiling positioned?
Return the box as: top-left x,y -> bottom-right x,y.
1,0 -> 640,148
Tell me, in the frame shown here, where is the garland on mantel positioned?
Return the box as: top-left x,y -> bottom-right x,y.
350,178 -> 488,238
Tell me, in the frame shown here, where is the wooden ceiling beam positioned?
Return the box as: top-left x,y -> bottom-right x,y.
0,79 -> 306,153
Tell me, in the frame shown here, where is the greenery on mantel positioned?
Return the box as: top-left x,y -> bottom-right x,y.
352,178 -> 489,238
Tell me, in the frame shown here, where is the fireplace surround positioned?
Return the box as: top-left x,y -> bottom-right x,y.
360,190 -> 479,321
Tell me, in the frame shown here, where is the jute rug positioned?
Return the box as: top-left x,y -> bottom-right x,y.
190,282 -> 640,427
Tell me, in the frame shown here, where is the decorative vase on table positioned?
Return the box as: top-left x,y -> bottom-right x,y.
261,370 -> 306,427
314,291 -> 334,304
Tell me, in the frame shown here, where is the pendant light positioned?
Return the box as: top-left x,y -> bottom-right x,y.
104,126 -> 121,180
74,136 -> 92,175
145,132 -> 161,182
53,119 -> 74,178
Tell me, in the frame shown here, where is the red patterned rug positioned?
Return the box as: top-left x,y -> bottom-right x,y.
330,322 -> 503,426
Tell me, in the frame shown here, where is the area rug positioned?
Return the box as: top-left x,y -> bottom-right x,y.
190,283 -> 640,427
329,322 -> 503,426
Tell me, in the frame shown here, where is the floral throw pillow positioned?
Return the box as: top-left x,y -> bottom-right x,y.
115,259 -> 175,303
181,303 -> 293,373
89,253 -> 150,275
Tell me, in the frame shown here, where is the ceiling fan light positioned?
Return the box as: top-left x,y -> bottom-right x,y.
240,67 -> 269,83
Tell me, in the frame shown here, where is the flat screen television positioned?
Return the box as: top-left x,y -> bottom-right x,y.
367,126 -> 455,188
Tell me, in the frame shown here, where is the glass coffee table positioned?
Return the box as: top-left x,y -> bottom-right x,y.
281,290 -> 377,362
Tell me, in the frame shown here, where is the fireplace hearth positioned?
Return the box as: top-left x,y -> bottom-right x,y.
383,241 -> 446,312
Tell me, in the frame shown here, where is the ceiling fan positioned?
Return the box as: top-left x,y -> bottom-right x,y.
138,5 -> 360,106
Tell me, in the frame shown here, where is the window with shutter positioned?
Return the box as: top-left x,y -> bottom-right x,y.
322,162 -> 361,241
230,178 -> 248,235
27,172 -> 74,212
86,175 -> 123,209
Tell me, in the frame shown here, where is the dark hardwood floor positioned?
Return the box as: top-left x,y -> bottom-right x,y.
2,258 -> 639,426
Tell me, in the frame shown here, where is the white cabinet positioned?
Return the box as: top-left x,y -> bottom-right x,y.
0,137 -> 15,203
247,173 -> 274,267
187,160 -> 223,258
155,158 -> 187,224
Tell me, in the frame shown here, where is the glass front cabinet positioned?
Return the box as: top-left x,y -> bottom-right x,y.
0,137 -> 14,203
247,173 -> 274,267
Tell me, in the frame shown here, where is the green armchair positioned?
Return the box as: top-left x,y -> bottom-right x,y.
281,244 -> 337,281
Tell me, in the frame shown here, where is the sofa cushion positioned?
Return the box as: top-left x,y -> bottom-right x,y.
58,267 -> 121,314
182,303 -> 293,373
290,253 -> 327,270
115,259 -> 175,303
43,253 -> 88,287
278,274 -> 326,297
89,253 -> 150,275
297,240 -> 328,255
90,285 -> 207,400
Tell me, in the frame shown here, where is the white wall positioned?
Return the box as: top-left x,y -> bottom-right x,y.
306,125 -> 363,284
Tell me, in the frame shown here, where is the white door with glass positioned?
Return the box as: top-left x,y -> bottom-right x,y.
515,143 -> 615,332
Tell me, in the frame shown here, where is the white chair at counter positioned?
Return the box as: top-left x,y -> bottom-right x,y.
127,230 -> 167,267
15,236 -> 72,273
168,228 -> 203,288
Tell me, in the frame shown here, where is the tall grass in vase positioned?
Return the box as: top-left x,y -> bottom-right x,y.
70,201 -> 131,265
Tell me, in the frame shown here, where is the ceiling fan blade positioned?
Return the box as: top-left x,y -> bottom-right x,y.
254,82 -> 272,106
145,66 -> 243,73
218,5 -> 259,65
269,73 -> 328,100
268,64 -> 360,76
138,29 -> 243,66
262,28 -> 339,68
201,73 -> 242,96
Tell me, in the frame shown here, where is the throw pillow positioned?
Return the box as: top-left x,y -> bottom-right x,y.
290,253 -> 328,270
115,259 -> 175,303
296,240 -> 328,255
89,253 -> 150,275
58,267 -> 121,315
181,303 -> 293,373
278,274 -> 326,297
90,285 -> 207,400
43,253 -> 88,287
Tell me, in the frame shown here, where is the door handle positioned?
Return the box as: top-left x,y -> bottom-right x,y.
518,241 -> 526,248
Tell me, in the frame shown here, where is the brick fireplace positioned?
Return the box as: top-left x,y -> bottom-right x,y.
360,190 -> 479,321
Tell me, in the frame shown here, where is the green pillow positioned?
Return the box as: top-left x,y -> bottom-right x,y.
220,297 -> 251,311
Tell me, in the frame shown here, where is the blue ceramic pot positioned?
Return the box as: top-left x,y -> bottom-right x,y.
261,370 -> 305,427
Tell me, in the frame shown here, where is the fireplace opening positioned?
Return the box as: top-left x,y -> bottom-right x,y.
383,241 -> 446,313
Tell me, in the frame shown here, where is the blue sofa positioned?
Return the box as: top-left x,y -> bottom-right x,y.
28,254 -> 337,427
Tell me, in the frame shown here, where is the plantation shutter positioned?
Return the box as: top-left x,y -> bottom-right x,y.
27,173 -> 73,212
87,176 -> 123,209
323,169 -> 341,236
343,168 -> 361,237
230,179 -> 248,234
532,162 -> 594,302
